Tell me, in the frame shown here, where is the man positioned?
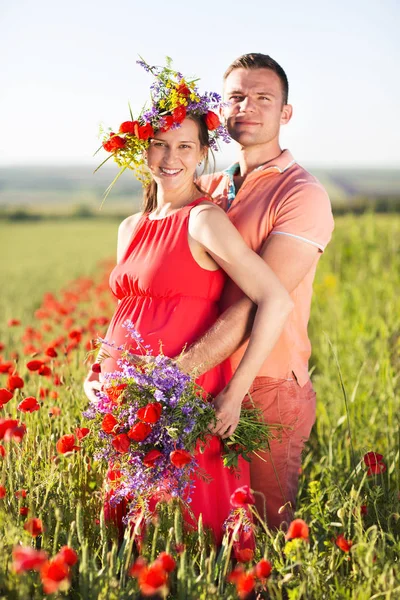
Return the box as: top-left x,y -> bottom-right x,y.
179,53 -> 334,528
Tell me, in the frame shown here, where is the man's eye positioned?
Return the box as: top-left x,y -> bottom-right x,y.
230,95 -> 243,101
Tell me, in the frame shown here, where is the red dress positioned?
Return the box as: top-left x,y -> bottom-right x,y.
103,198 -> 250,543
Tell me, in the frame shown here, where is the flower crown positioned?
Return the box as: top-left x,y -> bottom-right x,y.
96,57 -> 230,198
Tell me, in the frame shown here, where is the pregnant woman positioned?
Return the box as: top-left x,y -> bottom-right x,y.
84,61 -> 293,543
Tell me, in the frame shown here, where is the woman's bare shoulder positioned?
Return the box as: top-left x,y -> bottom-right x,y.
118,212 -> 143,234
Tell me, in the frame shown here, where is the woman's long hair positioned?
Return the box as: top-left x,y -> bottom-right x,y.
142,115 -> 214,213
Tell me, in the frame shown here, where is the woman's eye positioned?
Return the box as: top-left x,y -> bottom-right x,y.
153,142 -> 165,147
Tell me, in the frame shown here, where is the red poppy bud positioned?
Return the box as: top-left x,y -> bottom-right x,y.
19,506 -> 29,516
143,449 -> 163,467
128,422 -> 152,442
204,111 -> 220,130
24,518 -> 43,537
234,547 -> 254,563
112,433 -> 130,454
101,413 -> 118,434
0,485 -> 6,498
335,534 -> 353,552
255,558 -> 272,579
170,449 -> 192,468
285,518 -> 309,541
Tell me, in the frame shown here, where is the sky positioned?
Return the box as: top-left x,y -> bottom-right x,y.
1,0 -> 399,168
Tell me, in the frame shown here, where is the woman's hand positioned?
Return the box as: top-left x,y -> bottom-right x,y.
83,370 -> 102,403
210,389 -> 243,439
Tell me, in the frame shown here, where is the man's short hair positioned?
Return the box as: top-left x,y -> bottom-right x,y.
223,53 -> 289,105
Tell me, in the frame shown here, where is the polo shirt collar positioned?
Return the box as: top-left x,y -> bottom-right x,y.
223,149 -> 296,207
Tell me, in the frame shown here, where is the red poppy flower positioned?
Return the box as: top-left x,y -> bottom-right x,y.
335,534 -> 353,552
20,506 -> 29,516
40,556 -> 70,594
128,422 -> 152,442
170,449 -> 192,468
50,391 -> 59,400
227,567 -> 255,599
91,363 -> 101,373
18,396 -> 40,413
139,563 -> 168,596
7,374 -> 24,391
75,427 -> 90,440
0,343 -> 4,352
24,518 -> 43,537
8,319 -> 21,327
155,552 -> 176,573
49,406 -> 61,417
138,123 -> 154,140
360,505 -> 368,516
204,110 -> 220,130
172,105 -> 186,124
0,445 -> 5,457
105,384 -> 127,403
367,462 -> 387,476
38,365 -> 52,377
103,133 -> 126,152
363,452 -> 384,466
0,388 -> 13,406
57,546 -> 78,566
137,402 -> 162,424
119,120 -> 139,134
0,418 -> 18,440
8,423 -> 26,443
143,449 -> 163,467
107,468 -> 122,481
12,545 -> 48,573
234,547 -> 254,563
15,489 -> 27,498
129,556 -> 147,578
45,347 -> 57,358
176,82 -> 191,97
160,116 -> 174,132
0,361 -> 13,374
26,360 -> 44,372
0,485 -> 6,498
255,558 -> 272,579
56,434 -> 80,454
285,518 -> 309,541
230,485 -> 255,507
112,433 -> 130,454
101,413 -> 118,434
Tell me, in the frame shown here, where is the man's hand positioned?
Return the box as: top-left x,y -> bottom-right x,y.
210,390 -> 243,439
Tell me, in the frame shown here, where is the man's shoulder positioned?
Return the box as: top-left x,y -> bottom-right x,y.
198,171 -> 228,196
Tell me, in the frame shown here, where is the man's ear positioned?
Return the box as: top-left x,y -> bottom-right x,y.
280,104 -> 293,125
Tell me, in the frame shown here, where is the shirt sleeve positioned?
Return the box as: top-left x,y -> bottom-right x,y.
270,182 -> 334,252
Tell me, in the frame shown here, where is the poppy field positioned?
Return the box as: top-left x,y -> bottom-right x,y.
0,213 -> 399,599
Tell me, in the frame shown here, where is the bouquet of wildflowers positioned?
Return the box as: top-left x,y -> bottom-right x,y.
83,322 -> 273,516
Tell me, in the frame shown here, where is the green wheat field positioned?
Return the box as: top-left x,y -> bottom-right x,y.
0,213 -> 399,599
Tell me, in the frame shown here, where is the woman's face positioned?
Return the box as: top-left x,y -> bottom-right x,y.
146,118 -> 205,191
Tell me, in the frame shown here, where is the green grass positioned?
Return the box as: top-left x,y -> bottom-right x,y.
0,214 -> 399,599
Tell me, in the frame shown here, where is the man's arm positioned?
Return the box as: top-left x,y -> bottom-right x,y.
178,234 -> 320,375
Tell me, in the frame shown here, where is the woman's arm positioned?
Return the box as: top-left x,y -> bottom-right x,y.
83,213 -> 142,402
188,202 -> 294,437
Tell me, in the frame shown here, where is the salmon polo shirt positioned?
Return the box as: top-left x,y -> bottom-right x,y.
200,149 -> 334,387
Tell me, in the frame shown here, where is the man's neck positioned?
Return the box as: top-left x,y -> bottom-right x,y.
237,142 -> 283,177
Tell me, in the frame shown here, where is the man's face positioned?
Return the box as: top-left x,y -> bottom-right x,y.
223,68 -> 292,147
